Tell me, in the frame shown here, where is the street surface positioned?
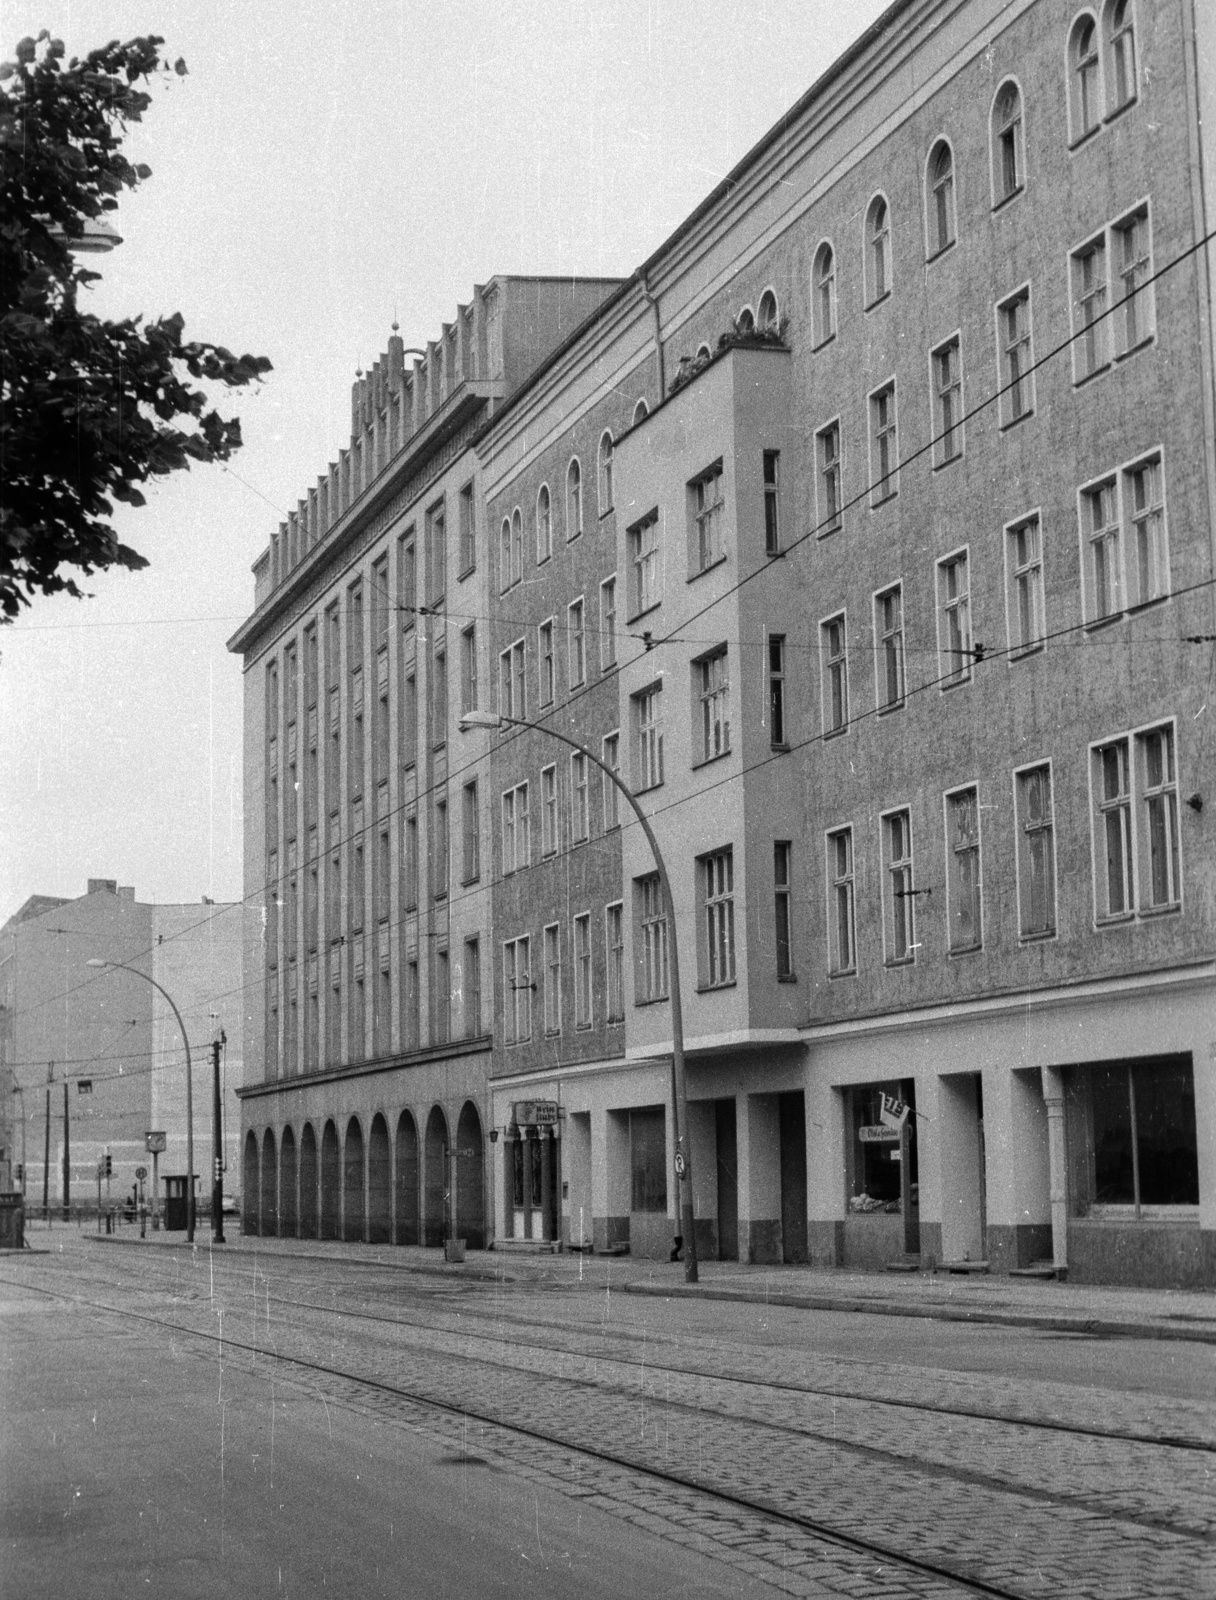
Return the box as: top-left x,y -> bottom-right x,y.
2,1227 -> 1214,1599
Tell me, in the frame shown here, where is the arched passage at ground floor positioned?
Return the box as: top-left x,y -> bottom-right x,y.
260,1128 -> 278,1237
320,1120 -> 340,1240
395,1111 -> 419,1246
456,1100 -> 485,1250
423,1106 -> 448,1248
367,1114 -> 391,1244
279,1125 -> 298,1238
242,1131 -> 259,1236
299,1122 -> 318,1239
343,1117 -> 365,1242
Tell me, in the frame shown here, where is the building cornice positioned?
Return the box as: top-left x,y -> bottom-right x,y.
235,1033 -> 492,1100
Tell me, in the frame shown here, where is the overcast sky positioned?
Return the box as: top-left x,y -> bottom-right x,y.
1,0 -> 888,917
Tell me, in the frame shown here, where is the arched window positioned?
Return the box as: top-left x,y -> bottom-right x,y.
866,195 -> 891,304
566,457 -> 582,540
536,483 -> 552,563
1105,0 -> 1136,112
598,431 -> 614,516
632,398 -> 649,425
499,517 -> 513,592
991,81 -> 1024,203
927,141 -> 956,256
1070,15 -> 1101,140
736,306 -> 755,335
757,289 -> 779,331
812,241 -> 836,345
511,508 -> 523,584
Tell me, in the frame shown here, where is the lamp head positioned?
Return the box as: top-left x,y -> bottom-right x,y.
459,709 -> 502,731
86,959 -> 107,968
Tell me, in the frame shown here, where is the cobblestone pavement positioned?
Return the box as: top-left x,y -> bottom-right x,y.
7,1235 -> 1215,1600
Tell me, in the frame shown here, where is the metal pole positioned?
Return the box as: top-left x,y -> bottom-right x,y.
62,1079 -> 70,1221
43,1063 -> 52,1223
212,1037 -> 225,1243
492,714 -> 698,1282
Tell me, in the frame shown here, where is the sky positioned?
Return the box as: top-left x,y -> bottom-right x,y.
0,0 -> 889,919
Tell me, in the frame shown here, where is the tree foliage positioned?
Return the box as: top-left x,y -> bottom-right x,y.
0,32 -> 271,618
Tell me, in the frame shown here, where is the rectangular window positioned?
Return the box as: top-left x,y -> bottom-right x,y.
434,948 -> 450,1045
1006,515 -> 1045,654
821,614 -> 848,734
600,577 -> 617,670
458,481 -> 476,574
945,786 -> 982,951
499,639 -> 526,719
1015,763 -> 1056,938
816,421 -> 842,534
464,936 -> 481,1037
403,812 -> 418,909
768,635 -> 787,746
602,732 -> 621,830
1081,477 -> 1122,621
570,752 -> 589,842
543,923 -> 561,1035
883,808 -> 915,964
459,625 -> 477,716
538,619 -> 555,706
568,598 -> 586,688
931,337 -> 963,464
1140,725 -> 1180,910
461,779 -> 480,883
1114,205 -> 1153,356
937,550 -> 972,686
869,382 -> 898,504
401,672 -> 417,767
1072,235 -> 1109,380
404,958 -> 419,1052
1081,455 -> 1169,621
501,781 -> 530,875
431,649 -> 447,748
503,936 -> 532,1044
826,827 -> 856,975
433,798 -> 448,899
397,536 -> 416,631
574,913 -> 592,1028
1094,737 -> 1132,918
628,511 -> 661,616
637,873 -> 669,1001
630,1106 -> 667,1213
541,764 -> 558,856
774,841 -> 793,980
998,288 -> 1034,424
696,648 -> 730,762
874,585 -> 905,710
763,451 -> 780,555
427,500 -> 446,604
690,463 -> 725,573
1126,455 -> 1168,606
1077,1056 -> 1198,1212
634,683 -> 664,791
702,848 -> 736,987
606,902 -> 624,1021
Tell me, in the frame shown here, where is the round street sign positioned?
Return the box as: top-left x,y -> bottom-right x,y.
673,1150 -> 687,1177
135,1166 -> 148,1180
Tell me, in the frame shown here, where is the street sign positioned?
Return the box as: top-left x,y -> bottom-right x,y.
513,1099 -> 558,1127
673,1150 -> 687,1177
145,1131 -> 166,1154
859,1124 -> 900,1144
135,1166 -> 147,1180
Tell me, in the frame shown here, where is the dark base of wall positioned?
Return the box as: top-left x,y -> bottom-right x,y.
918,1221 -> 942,1264
807,1219 -> 843,1267
841,1213 -> 904,1268
593,1214 -> 629,1253
694,1217 -> 717,1262
984,1222 -> 1052,1272
747,1219 -> 782,1265
1068,1221 -> 1215,1288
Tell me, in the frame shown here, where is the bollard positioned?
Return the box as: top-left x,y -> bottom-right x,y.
139,1207 -> 146,1239
105,1211 -> 112,1235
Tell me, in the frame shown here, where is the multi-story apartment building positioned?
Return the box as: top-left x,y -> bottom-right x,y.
0,880 -> 242,1213
236,0 -> 1216,1286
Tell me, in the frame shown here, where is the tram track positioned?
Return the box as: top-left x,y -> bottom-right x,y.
61,1243 -> 1216,1458
0,1273 -> 1084,1600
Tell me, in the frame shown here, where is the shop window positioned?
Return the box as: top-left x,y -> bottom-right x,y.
1068,1055 -> 1197,1213
630,1106 -> 667,1213
848,1081 -> 917,1210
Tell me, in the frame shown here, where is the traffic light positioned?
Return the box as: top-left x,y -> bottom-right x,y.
104,1152 -> 112,1178
15,1164 -> 22,1183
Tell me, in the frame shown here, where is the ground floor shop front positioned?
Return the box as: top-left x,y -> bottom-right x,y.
489,966 -> 1216,1288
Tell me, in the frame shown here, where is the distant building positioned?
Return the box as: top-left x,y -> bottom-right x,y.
0,880 -> 242,1213
233,0 -> 1216,1287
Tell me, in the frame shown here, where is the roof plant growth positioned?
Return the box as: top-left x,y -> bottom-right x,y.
0,32 -> 271,619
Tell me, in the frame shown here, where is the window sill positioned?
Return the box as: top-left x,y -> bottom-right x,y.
598,507 -> 614,522
1095,912 -> 1135,929
688,554 -> 728,584
991,184 -> 1024,214
811,331 -> 837,353
999,406 -> 1035,434
817,521 -> 842,540
884,956 -> 915,968
1017,928 -> 1056,945
828,967 -> 856,980
823,723 -> 849,740
634,781 -> 664,797
1137,900 -> 1181,920
691,748 -> 732,772
460,874 -> 480,888
865,289 -> 891,313
1102,96 -> 1138,127
925,238 -> 956,265
777,972 -> 797,984
626,599 -> 662,626
1008,641 -> 1045,661
568,679 -> 586,693
1068,124 -> 1101,152
1114,335 -> 1155,364
696,979 -> 737,994
544,1028 -> 561,1040
567,529 -> 584,545
938,673 -> 972,691
769,740 -> 790,753
571,834 -> 589,848
536,550 -> 552,566
1073,360 -> 1110,389
1083,610 -> 1126,633
1084,1204 -> 1197,1222
948,942 -> 982,957
634,993 -> 669,1008
457,565 -> 475,584
575,1021 -> 593,1032
606,1013 -> 624,1026
877,700 -> 905,717
932,451 -> 963,473
870,489 -> 898,510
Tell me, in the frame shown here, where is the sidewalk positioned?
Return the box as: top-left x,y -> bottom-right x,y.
59,1220 -> 1216,1346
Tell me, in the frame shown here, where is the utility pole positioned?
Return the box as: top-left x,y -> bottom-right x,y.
62,1078 -> 69,1220
42,1062 -> 52,1222
211,1032 -> 225,1243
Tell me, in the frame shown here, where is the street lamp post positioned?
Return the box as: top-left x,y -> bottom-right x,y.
87,960 -> 195,1243
460,708 -> 698,1283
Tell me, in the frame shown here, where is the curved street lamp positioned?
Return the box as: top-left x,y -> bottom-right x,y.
87,959 -> 195,1243
460,708 -> 698,1283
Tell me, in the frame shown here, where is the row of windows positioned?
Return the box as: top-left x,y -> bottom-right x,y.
825,722 -> 1181,975
499,435 -> 618,591
502,904 -> 626,1045
499,734 -> 622,874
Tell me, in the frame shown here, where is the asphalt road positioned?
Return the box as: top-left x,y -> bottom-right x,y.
2,1233 -> 1214,1599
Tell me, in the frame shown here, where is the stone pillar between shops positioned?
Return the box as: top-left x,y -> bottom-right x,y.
738,1094 -> 781,1264
984,1068 -> 1051,1271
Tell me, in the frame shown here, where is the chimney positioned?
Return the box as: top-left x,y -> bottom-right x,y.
86,878 -> 117,896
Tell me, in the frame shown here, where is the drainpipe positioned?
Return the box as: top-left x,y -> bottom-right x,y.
1041,1064 -> 1068,1279
640,272 -> 665,403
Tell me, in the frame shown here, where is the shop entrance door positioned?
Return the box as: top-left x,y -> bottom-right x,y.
779,1092 -> 808,1263
714,1099 -> 738,1261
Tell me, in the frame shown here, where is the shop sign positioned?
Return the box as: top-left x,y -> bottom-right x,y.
858,1124 -> 900,1144
513,1100 -> 558,1127
879,1093 -> 910,1129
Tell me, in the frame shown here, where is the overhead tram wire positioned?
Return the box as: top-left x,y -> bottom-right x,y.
14,224 -> 1216,1028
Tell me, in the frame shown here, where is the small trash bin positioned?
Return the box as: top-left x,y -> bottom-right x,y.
444,1238 -> 466,1263
0,1193 -> 25,1250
